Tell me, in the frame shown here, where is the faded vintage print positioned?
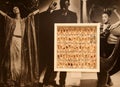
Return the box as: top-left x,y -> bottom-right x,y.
0,0 -> 120,87
54,23 -> 100,72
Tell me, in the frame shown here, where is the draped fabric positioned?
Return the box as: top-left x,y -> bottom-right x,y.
97,38 -> 120,87
21,15 -> 39,84
0,15 -> 39,85
10,37 -> 22,81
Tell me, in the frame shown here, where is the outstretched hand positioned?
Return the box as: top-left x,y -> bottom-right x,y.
47,1 -> 57,11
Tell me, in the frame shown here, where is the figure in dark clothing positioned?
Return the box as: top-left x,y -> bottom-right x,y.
98,9 -> 120,87
100,9 -> 112,58
38,0 -> 77,87
97,37 -> 120,87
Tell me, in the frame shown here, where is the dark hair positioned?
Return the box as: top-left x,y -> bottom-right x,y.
11,3 -> 30,18
103,8 -> 112,17
60,0 -> 70,9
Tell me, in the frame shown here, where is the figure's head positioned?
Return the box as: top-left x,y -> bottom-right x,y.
102,10 -> 111,24
60,0 -> 70,10
13,6 -> 20,14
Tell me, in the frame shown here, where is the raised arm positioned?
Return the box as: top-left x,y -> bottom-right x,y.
109,9 -> 120,30
32,1 -> 57,15
109,9 -> 120,36
23,9 -> 40,20
33,9 -> 40,15
0,10 -> 7,16
25,1 -> 57,20
114,9 -> 120,20
0,10 -> 11,19
26,9 -> 40,18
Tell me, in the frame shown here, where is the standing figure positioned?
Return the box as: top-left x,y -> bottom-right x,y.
98,8 -> 120,87
100,8 -> 120,58
0,6 -> 40,86
100,9 -> 112,58
41,0 -> 77,87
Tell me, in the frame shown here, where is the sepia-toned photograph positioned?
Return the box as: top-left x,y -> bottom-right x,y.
0,0 -> 120,87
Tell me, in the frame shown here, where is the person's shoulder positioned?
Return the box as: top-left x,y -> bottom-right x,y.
53,9 -> 61,13
36,10 -> 51,18
51,9 -> 62,16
